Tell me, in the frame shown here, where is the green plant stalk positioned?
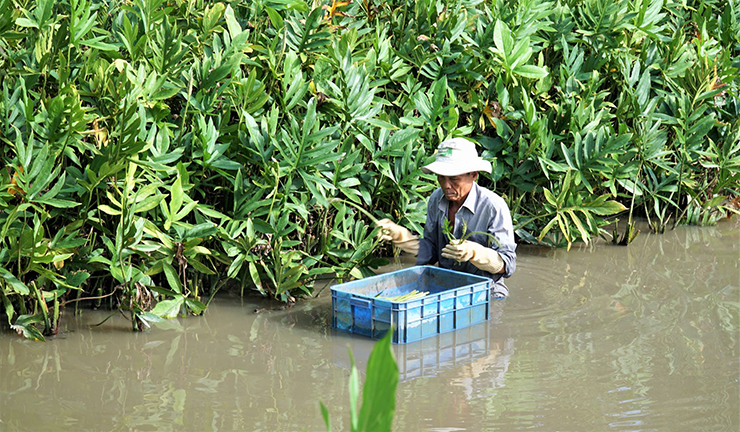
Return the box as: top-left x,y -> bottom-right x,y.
30,282 -> 50,334
443,218 -> 501,248
52,291 -> 59,334
330,198 -> 382,224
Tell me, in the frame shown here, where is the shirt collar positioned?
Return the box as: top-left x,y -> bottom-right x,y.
461,182 -> 479,214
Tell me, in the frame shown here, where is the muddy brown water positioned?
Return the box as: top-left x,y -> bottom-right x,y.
1,218 -> 738,431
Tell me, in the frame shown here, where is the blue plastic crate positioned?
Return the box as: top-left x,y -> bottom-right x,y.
331,266 -> 493,344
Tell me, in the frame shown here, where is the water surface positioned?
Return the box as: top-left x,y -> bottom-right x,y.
1,218 -> 738,431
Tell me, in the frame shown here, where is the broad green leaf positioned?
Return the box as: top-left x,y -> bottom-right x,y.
36,198 -> 81,208
248,261 -> 264,294
349,267 -> 363,280
538,217 -> 559,242
170,175 -> 184,216
356,331 -> 398,432
10,314 -> 46,341
588,200 -> 628,215
636,69 -> 651,107
514,64 -> 548,79
162,262 -> 182,294
174,201 -> 199,222
320,401 -> 331,431
509,37 -> 532,70
566,210 -> 589,244
150,297 -> 184,319
185,298 -> 207,315
543,188 -> 557,206
224,5 -> 242,38
183,222 -> 218,240
66,271 -> 90,288
0,267 -> 29,295
492,20 -> 512,58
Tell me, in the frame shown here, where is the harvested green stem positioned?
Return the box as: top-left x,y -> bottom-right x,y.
376,290 -> 429,302
443,218 -> 500,248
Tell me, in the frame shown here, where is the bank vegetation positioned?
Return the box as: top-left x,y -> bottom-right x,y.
0,0 -> 738,339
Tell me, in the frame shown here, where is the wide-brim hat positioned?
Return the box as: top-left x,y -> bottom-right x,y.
421,138 -> 492,176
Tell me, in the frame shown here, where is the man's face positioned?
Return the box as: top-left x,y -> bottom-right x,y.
437,172 -> 477,205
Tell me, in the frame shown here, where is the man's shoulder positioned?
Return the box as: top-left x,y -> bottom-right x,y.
474,183 -> 506,206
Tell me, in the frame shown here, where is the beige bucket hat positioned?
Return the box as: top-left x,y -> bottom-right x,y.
421,138 -> 492,176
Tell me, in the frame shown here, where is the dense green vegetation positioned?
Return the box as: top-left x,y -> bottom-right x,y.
1,0 -> 738,339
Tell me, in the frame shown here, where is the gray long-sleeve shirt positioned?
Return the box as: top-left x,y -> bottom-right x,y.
416,182 -> 517,296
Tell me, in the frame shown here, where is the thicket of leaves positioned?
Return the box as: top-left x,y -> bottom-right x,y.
0,0 -> 737,338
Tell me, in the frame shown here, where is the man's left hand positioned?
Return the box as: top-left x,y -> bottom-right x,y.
441,240 -> 476,262
441,240 -> 505,274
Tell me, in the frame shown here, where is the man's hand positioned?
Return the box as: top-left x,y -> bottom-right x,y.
375,219 -> 419,256
441,240 -> 505,274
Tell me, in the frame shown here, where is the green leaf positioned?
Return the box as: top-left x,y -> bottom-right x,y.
265,6 -> 284,29
170,175 -> 184,216
10,314 -> 46,341
349,267 -> 363,280
183,222 -> 217,240
66,271 -> 90,288
356,331 -> 398,432
2,291 -> 14,324
492,20 -> 512,58
0,267 -> 29,295
174,201 -> 199,222
98,204 -> 121,216
509,37 -> 532,70
185,298 -> 207,315
137,312 -> 164,327
320,401 -> 331,431
150,296 -> 184,319
588,199 -> 628,215
636,69 -> 651,107
513,64 -> 548,79
35,198 -> 80,208
566,210 -> 589,244
223,5 -> 242,38
543,188 -> 557,206
538,217 -> 559,242
163,262 -> 182,294
15,18 -> 39,29
188,258 -> 215,275
134,194 -> 166,213
248,261 -> 264,294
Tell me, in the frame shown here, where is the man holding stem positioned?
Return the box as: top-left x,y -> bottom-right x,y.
376,138 -> 517,297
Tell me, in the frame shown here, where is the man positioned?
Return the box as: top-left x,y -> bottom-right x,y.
376,138 -> 517,297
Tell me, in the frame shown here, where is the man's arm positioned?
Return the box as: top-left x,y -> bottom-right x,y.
488,197 -> 516,278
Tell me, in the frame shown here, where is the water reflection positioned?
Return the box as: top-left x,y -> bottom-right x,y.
0,218 -> 738,431
332,319 -> 512,383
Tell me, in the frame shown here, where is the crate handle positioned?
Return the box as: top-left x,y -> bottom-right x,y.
350,298 -> 372,309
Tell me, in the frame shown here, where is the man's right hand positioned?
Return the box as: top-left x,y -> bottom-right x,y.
375,219 -> 420,255
376,219 -> 407,242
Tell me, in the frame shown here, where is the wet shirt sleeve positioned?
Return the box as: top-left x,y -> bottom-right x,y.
483,193 -> 517,278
